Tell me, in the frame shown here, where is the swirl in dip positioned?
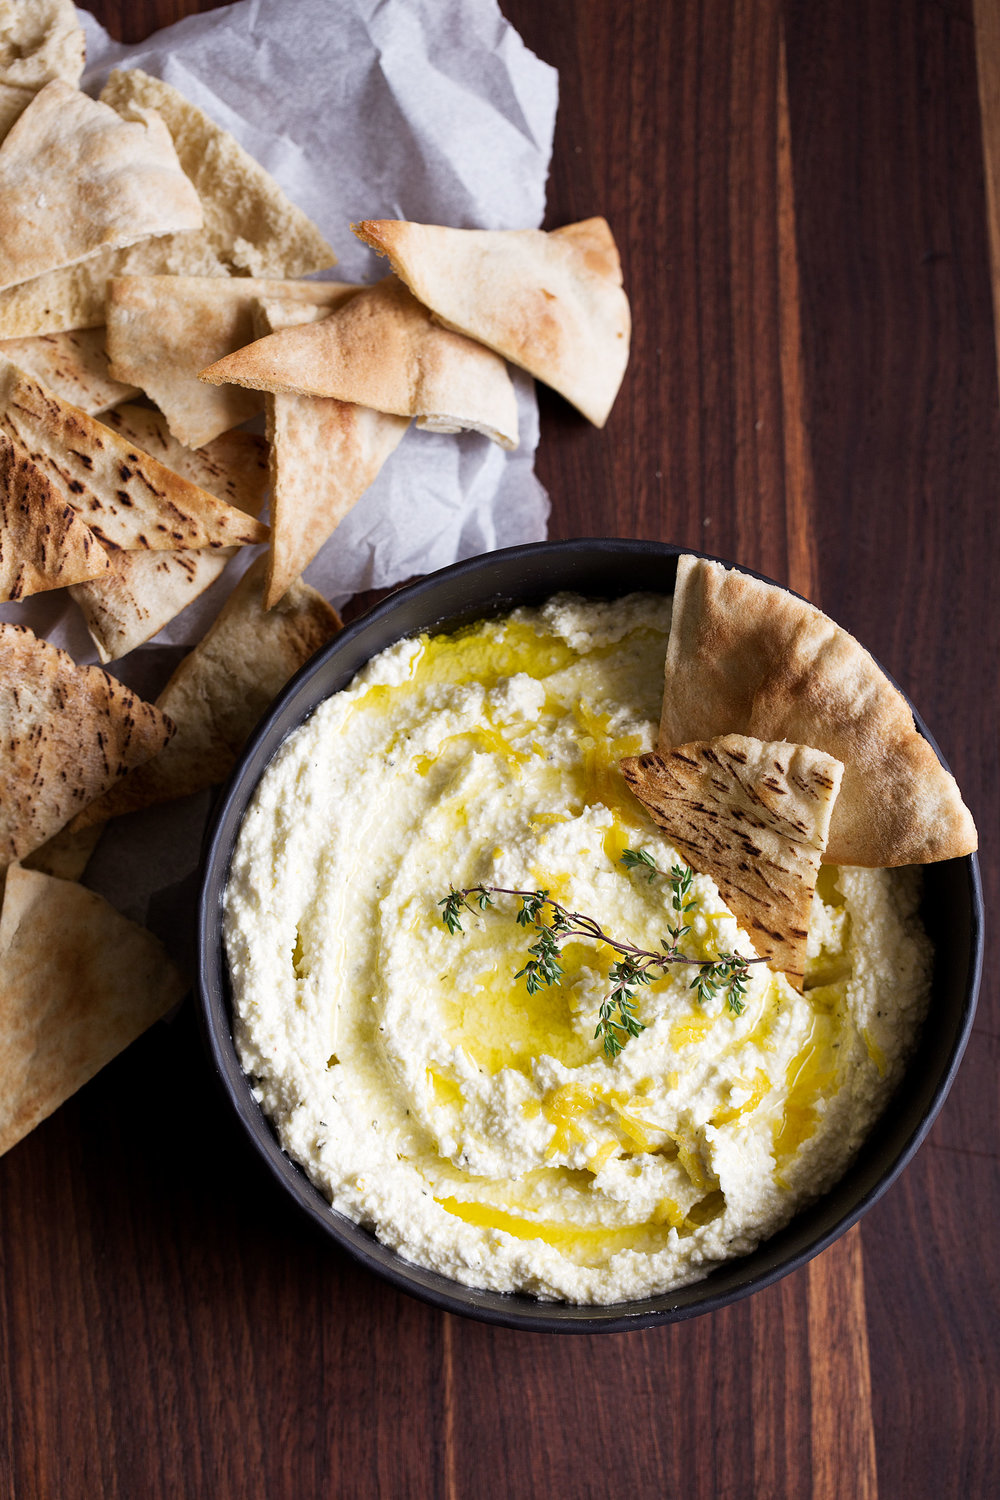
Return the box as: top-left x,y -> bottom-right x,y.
224,593 -> 931,1303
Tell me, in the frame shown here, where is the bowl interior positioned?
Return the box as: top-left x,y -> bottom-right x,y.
196,539 -> 982,1332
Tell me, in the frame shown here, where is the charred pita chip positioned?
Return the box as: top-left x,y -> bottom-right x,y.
0,864 -> 185,1158
0,80 -> 203,293
352,217 -> 630,427
621,737 -> 844,990
72,559 -> 340,828
0,355 -> 268,552
0,328 -> 139,413
251,295 -> 409,609
0,622 -> 174,867
106,274 -> 356,450
69,405 -> 268,661
660,555 -> 978,867
201,276 -> 519,449
0,68 -> 337,337
0,431 -> 110,600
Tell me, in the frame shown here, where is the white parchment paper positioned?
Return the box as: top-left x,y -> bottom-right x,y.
8,0 -> 558,938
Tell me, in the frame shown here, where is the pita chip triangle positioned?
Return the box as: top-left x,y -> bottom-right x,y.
0,79 -> 202,293
107,274 -> 357,450
0,68 -> 336,338
621,737 -> 844,990
69,405 -> 269,661
352,217 -> 630,427
0,622 -> 175,868
0,327 -> 139,414
0,431 -> 110,600
0,864 -> 186,1159
22,820 -> 103,882
72,558 -> 340,828
251,295 -> 409,609
0,355 -> 268,552
659,555 -> 978,867
201,275 -> 519,449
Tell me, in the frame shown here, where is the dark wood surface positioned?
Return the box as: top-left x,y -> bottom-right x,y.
2,2 -> 997,1496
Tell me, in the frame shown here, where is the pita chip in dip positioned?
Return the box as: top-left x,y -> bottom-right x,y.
0,79 -> 203,293
621,736 -> 844,991
106,274 -> 357,450
201,275 -> 520,450
0,622 -> 174,869
250,296 -> 408,610
659,555 -> 978,867
0,355 -> 268,553
352,216 -> 630,427
0,864 -> 186,1158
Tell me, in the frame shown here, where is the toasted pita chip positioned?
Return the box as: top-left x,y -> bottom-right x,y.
0,68 -> 337,337
0,864 -> 185,1157
660,555 -> 978,866
106,275 -> 356,449
202,275 -> 519,449
22,821 -> 103,882
73,559 -> 340,828
621,737 -> 844,989
0,622 -> 175,867
352,217 -> 630,427
0,80 -> 203,294
70,405 -> 269,661
0,0 -> 84,91
0,328 -> 139,413
0,431 -> 110,600
250,296 -> 409,608
0,355 -> 268,552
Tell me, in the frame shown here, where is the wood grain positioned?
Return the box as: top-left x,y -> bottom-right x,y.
0,2 -> 996,1498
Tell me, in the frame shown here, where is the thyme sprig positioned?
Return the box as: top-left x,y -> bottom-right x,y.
438,850 -> 759,1059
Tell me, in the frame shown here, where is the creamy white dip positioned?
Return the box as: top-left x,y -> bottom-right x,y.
224,594 -> 932,1303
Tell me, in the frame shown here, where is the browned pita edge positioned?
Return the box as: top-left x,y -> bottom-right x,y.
22,820 -> 103,882
106,275 -> 356,450
0,1 -> 85,92
0,429 -> 110,600
69,405 -> 269,662
351,216 -> 630,427
0,327 -> 139,413
621,737 -> 844,991
0,863 -> 186,1159
0,69 -> 337,338
249,294 -> 410,609
0,354 -> 268,552
201,275 -> 519,449
0,80 -> 203,293
72,558 -> 340,829
0,622 -> 175,869
660,555 -> 979,867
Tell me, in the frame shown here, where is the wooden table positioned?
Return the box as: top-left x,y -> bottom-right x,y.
2,2 -> 996,1495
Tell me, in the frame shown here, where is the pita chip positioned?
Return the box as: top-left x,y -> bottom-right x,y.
0,355 -> 268,552
0,864 -> 185,1158
621,737 -> 844,990
70,405 -> 269,662
250,295 -> 409,608
0,622 -> 175,868
352,217 -> 630,427
0,328 -> 139,413
22,821 -> 103,882
659,555 -> 979,867
202,276 -> 519,449
0,67 -> 337,337
73,558 -> 340,828
0,80 -> 203,293
106,274 -> 356,450
0,431 -> 110,600
0,1 -> 85,92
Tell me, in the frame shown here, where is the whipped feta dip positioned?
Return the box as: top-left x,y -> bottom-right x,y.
224,594 -> 931,1303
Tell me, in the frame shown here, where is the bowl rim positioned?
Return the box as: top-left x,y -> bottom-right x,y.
195,537 -> 983,1333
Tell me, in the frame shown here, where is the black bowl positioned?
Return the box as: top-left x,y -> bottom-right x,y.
196,539 -> 983,1332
